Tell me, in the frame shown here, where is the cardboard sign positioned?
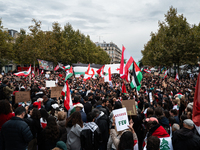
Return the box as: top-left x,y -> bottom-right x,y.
154,72 -> 159,76
113,108 -> 129,131
46,81 -> 56,87
121,99 -> 137,116
15,91 -> 30,103
99,78 -> 104,84
169,77 -> 175,82
160,74 -> 165,78
162,81 -> 167,88
0,74 -> 2,78
51,86 -> 63,98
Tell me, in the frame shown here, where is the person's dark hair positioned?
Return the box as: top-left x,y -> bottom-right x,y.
0,100 -> 12,115
147,136 -> 160,150
147,108 -> 154,118
66,112 -> 83,128
170,109 -> 178,116
31,108 -> 41,120
157,101 -> 162,106
2,80 -> 8,84
118,131 -> 134,150
155,107 -> 163,118
114,101 -> 122,110
40,108 -> 49,122
169,117 -> 176,126
73,96 -> 80,103
164,110 -> 170,119
15,106 -> 26,116
87,112 -> 95,122
45,116 -> 60,140
144,103 -> 150,109
102,98 -> 109,104
84,96 -> 88,101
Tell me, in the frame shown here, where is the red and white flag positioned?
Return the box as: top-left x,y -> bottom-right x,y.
144,69 -> 151,74
192,72 -> 200,134
14,65 -> 31,77
54,65 -> 59,71
61,81 -> 73,110
96,65 -> 105,77
175,73 -> 179,81
104,67 -> 111,82
163,70 -> 167,79
119,45 -> 125,75
32,71 -> 35,77
41,70 -> 44,74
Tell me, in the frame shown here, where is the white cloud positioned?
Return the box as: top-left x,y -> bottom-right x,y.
1,0 -> 200,62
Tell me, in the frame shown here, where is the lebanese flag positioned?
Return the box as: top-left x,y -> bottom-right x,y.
192,72 -> 200,134
119,45 -> 125,74
61,81 -> 73,110
104,67 -> 111,82
96,65 -> 105,76
175,73 -> 179,81
54,65 -> 59,71
32,71 -> 35,77
163,70 -> 167,79
144,69 -> 151,74
65,66 -> 73,81
14,65 -> 31,77
122,82 -> 126,94
62,65 -> 70,71
41,70 -> 44,74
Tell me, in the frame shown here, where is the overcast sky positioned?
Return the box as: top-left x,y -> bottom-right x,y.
1,0 -> 200,62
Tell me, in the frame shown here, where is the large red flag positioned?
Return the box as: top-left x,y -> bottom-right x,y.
120,45 -> 125,74
192,72 -> 200,134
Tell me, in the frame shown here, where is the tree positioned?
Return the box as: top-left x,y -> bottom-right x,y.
0,19 -> 13,67
141,7 -> 200,74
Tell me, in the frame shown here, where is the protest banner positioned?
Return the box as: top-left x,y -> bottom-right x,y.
121,99 -> 137,116
15,91 -> 30,103
113,108 -> 129,131
46,81 -> 56,87
38,59 -> 54,71
51,86 -> 63,98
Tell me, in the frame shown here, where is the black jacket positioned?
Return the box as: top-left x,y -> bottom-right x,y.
172,127 -> 200,150
95,112 -> 109,150
1,117 -> 33,150
81,122 -> 102,150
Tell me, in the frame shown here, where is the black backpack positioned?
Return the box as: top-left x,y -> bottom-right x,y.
0,84 -> 7,100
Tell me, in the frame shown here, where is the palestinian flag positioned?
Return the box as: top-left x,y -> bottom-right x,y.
61,81 -> 73,110
130,61 -> 143,91
14,65 -> 31,77
65,66 -> 73,81
63,65 -> 70,71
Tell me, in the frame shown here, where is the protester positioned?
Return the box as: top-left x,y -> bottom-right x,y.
1,106 -> 33,150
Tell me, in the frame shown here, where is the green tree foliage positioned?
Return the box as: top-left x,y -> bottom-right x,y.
13,19 -> 110,66
0,19 -> 13,66
141,7 -> 200,69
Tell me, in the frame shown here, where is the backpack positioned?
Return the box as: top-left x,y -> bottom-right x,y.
0,84 -> 7,100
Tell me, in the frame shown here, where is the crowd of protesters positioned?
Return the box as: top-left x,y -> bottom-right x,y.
0,71 -> 200,150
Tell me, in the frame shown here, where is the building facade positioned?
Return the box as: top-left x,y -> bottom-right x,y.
96,42 -> 121,64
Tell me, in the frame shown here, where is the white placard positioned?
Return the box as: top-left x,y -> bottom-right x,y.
45,74 -> 50,78
46,81 -> 56,87
149,92 -> 153,103
113,108 -> 129,131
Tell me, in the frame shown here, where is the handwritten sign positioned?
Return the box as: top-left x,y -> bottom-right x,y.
121,99 -> 137,116
51,86 -> 63,98
15,91 -> 30,103
154,72 -> 159,76
46,81 -> 56,87
113,108 -> 129,131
